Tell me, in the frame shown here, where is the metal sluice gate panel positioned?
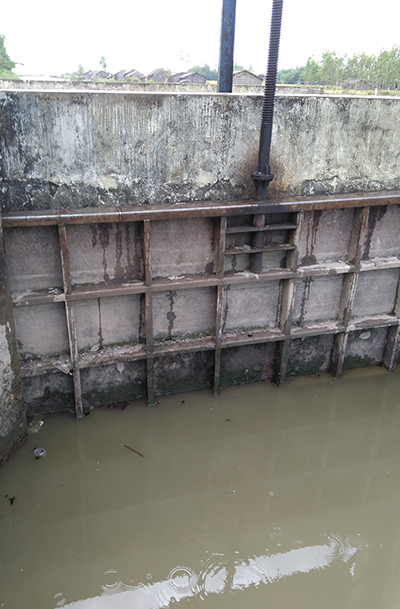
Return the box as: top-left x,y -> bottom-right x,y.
3,192 -> 400,417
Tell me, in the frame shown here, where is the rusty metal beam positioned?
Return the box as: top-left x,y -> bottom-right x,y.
58,224 -> 83,418
143,218 -> 156,405
383,266 -> 400,370
13,255 -> 400,309
330,207 -> 370,378
4,191 -> 400,227
21,314 -> 400,379
214,285 -> 224,396
272,211 -> 303,385
213,217 -> 227,395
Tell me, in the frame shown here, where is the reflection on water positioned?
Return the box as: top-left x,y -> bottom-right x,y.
2,367 -> 400,608
63,534 -> 359,608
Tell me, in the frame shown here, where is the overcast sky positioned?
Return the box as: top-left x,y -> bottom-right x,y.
2,0 -> 400,77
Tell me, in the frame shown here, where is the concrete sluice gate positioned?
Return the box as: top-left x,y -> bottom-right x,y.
1,89 -> 400,463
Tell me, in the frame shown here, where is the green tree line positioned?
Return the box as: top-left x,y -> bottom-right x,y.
278,46 -> 400,90
188,62 -> 250,81
0,35 -> 17,78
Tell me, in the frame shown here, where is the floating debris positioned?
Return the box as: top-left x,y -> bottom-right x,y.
33,447 -> 47,459
5,495 -> 15,506
124,445 -> 144,457
359,331 -> 371,340
28,417 -> 44,433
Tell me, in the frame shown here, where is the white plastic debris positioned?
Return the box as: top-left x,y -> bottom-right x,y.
33,448 -> 47,458
28,418 -> 44,433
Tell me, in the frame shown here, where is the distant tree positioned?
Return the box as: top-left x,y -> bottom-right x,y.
277,66 -> 304,84
285,46 -> 400,90
69,64 -> 85,80
99,56 -> 107,71
373,46 -> 400,89
0,35 -> 17,77
345,52 -> 374,83
319,51 -> 345,85
302,57 -> 321,84
188,64 -> 218,80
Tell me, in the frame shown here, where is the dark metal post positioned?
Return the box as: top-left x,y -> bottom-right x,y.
251,0 -> 284,273
218,0 -> 237,93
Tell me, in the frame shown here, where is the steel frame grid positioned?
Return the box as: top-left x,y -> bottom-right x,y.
3,191 -> 400,416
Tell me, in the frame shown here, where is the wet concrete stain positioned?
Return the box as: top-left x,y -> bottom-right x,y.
299,277 -> 313,325
276,281 -> 283,327
221,285 -> 230,333
363,205 -> 388,260
97,298 -> 104,348
301,210 -> 321,266
205,260 -> 214,275
91,224 -> 97,248
114,224 -> 125,282
92,222 -> 142,283
125,223 -> 138,281
166,291 -> 177,337
98,223 -> 111,282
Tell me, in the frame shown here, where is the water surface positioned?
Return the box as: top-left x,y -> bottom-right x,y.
1,367 -> 400,608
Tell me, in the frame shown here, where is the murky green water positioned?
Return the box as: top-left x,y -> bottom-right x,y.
2,367 -> 400,608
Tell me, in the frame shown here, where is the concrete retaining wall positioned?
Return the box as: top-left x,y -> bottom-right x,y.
0,212 -> 26,464
1,89 -> 400,462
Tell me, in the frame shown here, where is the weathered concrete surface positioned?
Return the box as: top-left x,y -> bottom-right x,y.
223,283 -> 280,333
352,269 -> 400,318
154,352 -> 214,395
220,343 -> 275,386
3,225 -> 63,291
81,360 -> 146,407
0,211 -> 26,464
153,288 -> 216,341
1,91 -> 400,212
344,328 -> 389,369
298,209 -> 354,265
68,222 -> 144,286
287,335 -> 334,376
22,371 -> 74,416
75,295 -> 142,352
293,276 -> 343,326
14,303 -> 69,358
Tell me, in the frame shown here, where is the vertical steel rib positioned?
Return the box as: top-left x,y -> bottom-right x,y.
143,219 -> 155,404
214,217 -> 227,395
58,224 -> 83,418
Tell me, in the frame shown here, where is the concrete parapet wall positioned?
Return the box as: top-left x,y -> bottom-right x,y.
1,91 -> 399,213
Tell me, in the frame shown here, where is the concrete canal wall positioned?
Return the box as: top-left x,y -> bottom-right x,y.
1,89 -> 400,462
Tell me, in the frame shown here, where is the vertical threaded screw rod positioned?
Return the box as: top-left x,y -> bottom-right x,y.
252,0 -> 284,201
251,0 -> 284,274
